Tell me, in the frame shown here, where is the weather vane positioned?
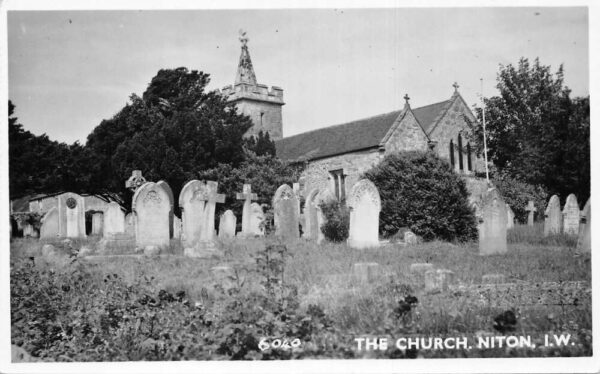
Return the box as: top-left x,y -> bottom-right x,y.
239,29 -> 249,47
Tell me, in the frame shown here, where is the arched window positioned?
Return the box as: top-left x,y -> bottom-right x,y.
467,142 -> 472,171
457,134 -> 464,171
449,140 -> 455,167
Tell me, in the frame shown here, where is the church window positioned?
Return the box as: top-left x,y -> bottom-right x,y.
457,134 -> 464,171
449,140 -> 455,167
467,142 -> 472,171
330,169 -> 346,201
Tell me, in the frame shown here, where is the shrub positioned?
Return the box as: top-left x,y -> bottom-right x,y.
491,167 -> 548,224
363,151 -> 477,242
319,199 -> 349,243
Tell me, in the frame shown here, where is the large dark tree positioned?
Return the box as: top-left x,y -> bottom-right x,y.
468,58 -> 590,206
85,68 -> 253,209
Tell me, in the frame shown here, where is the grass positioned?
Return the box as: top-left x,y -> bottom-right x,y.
9,223 -> 592,360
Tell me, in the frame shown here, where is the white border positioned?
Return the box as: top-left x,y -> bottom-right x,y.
0,0 -> 597,373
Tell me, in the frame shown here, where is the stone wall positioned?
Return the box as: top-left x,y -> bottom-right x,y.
383,109 -> 429,154
234,99 -> 283,140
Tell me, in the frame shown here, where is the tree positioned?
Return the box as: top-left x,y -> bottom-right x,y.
363,151 -> 477,242
468,58 -> 590,206
245,130 -> 276,157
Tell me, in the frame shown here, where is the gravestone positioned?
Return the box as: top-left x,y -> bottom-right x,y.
478,188 -> 507,255
347,180 -> 381,249
315,189 -> 336,244
103,202 -> 125,236
40,207 -> 59,239
91,212 -> 104,235
544,195 -> 562,236
562,194 -> 579,235
273,184 -> 300,240
179,180 -> 208,248
425,269 -> 455,292
236,184 -> 258,237
404,231 -> 418,244
57,193 -> 86,238
248,203 -> 265,236
157,180 -> 175,238
506,204 -> 515,229
576,198 -> 590,253
219,210 -> 237,238
182,181 -> 225,257
132,182 -> 170,250
173,216 -> 182,239
197,181 -> 225,242
125,213 -> 135,236
525,201 -> 536,226
353,262 -> 381,284
125,170 -> 146,192
303,189 -> 320,240
23,223 -> 38,238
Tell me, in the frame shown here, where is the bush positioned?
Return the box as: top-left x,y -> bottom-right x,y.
491,167 -> 548,224
363,151 -> 477,242
319,199 -> 349,243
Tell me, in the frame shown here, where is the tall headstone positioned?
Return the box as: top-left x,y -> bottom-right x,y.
562,194 -> 579,235
544,195 -> 562,236
479,188 -> 507,255
157,180 -> 175,238
57,193 -> 86,238
173,216 -> 182,239
315,189 -> 335,244
576,198 -> 590,253
125,213 -> 135,236
132,182 -> 170,250
219,210 -> 237,238
506,204 -> 515,229
525,201 -> 536,226
103,202 -> 125,236
91,212 -> 104,235
236,184 -> 258,237
40,207 -> 59,239
347,180 -> 381,249
196,181 -> 226,242
179,180 -> 208,248
303,189 -> 320,240
249,203 -> 265,236
273,184 -> 300,240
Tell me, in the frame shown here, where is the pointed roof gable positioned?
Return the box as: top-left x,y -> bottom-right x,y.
276,100 -> 450,162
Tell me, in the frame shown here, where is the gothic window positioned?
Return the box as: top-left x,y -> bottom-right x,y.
449,140 -> 455,168
457,134 -> 464,171
467,142 -> 472,171
330,169 -> 345,201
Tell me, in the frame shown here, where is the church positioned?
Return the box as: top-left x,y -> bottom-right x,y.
219,34 -> 488,200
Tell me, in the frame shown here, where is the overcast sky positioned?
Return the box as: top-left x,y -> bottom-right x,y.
7,7 -> 589,144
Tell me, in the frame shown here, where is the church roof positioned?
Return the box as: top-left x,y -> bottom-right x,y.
275,99 -> 451,162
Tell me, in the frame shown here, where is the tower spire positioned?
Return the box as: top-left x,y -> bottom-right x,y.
235,29 -> 257,85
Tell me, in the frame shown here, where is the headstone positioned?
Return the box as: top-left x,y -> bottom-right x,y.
103,202 -> 125,237
125,213 -> 135,236
23,223 -> 38,238
179,180 -> 207,248
425,269 -> 455,292
197,181 -> 225,242
506,204 -> 515,229
478,188 -> 507,255
347,180 -> 381,249
40,207 -> 59,239
182,181 -> 225,257
353,262 -> 381,284
273,184 -> 300,240
173,216 -> 182,239
404,231 -> 417,244
576,198 -> 591,253
57,193 -> 86,238
525,201 -> 536,226
236,184 -> 258,237
248,203 -> 265,236
315,189 -> 336,244
219,210 -> 237,238
91,212 -> 104,235
125,170 -> 147,192
132,182 -> 171,250
562,194 -> 579,235
303,189 -> 320,240
157,180 -> 175,238
544,195 -> 562,236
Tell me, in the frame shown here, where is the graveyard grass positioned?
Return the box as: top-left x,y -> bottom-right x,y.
10,223 -> 591,361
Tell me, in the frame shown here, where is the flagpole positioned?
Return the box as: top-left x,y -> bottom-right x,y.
480,78 -> 490,185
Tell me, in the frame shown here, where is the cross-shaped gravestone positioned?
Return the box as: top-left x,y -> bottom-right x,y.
526,200 -> 536,226
197,181 -> 225,241
125,170 -> 147,192
236,184 -> 258,236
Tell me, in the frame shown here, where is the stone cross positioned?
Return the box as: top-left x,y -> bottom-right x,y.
197,181 -> 225,241
126,170 -> 147,192
453,82 -> 460,92
525,200 -> 536,226
236,184 -> 258,235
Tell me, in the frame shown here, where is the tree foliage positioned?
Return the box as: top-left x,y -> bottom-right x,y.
468,58 -> 590,206
363,151 -> 477,242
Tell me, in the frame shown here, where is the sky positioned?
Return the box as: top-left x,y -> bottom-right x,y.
6,6 -> 590,144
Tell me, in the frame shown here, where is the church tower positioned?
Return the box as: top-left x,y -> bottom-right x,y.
221,31 -> 284,140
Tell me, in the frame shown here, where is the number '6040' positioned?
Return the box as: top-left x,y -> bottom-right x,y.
258,338 -> 301,351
